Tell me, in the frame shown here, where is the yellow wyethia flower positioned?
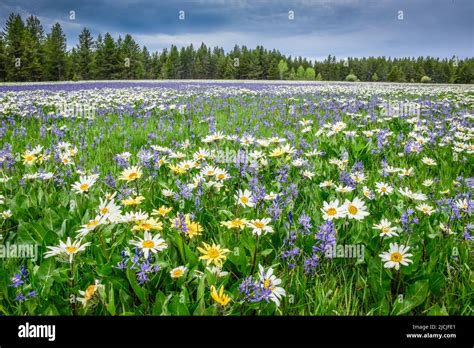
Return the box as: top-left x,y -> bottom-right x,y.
185,218 -> 203,239
210,285 -> 231,307
168,164 -> 186,175
132,217 -> 163,232
152,205 -> 173,217
198,242 -> 230,267
122,195 -> 145,206
220,218 -> 248,230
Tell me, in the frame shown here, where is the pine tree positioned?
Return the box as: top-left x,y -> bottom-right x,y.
77,28 -> 94,80
164,45 -> 180,79
3,13 -> 26,81
44,23 -> 67,80
101,33 -> 118,79
23,16 -> 44,81
267,58 -> 280,80
0,32 -> 6,81
91,34 -> 104,79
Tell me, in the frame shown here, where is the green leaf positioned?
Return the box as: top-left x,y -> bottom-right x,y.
428,273 -> 446,296
392,279 -> 429,315
126,269 -> 146,304
193,275 -> 206,315
427,304 -> 448,316
106,286 -> 116,315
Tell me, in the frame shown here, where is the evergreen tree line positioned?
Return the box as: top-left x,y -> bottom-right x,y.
0,13 -> 472,83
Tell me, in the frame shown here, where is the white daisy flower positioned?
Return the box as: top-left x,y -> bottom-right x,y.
321,199 -> 346,220
71,175 -> 98,194
373,219 -> 399,238
235,189 -> 255,208
379,243 -> 413,270
416,203 -> 435,215
375,182 -> 393,196
129,231 -> 168,259
258,265 -> 286,306
246,218 -> 274,236
343,197 -> 370,220
44,237 -> 91,263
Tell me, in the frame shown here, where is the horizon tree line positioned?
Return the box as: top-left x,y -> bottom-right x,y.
0,13 -> 473,83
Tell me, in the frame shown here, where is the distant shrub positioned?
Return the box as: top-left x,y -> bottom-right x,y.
420,75 -> 431,83
345,73 -> 358,82
304,67 -> 316,80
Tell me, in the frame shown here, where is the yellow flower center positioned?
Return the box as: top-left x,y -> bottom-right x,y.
381,187 -> 387,192
172,270 -> 184,277
100,207 -> 109,215
326,207 -> 337,216
80,183 -> 90,191
142,240 -> 155,248
128,172 -> 138,180
65,246 -> 78,254
208,248 -> 220,259
348,204 -> 358,215
263,278 -> 271,289
140,223 -> 152,230
240,196 -> 249,204
253,221 -> 265,229
390,252 -> 402,262
87,220 -> 99,229
231,220 -> 244,227
85,285 -> 96,300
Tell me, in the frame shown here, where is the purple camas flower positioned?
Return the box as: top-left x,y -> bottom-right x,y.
351,161 -> 364,174
175,179 -> 192,201
276,164 -> 289,183
313,221 -> 336,255
117,248 -> 160,284
116,250 -> 129,270
239,276 -> 272,303
15,294 -> 26,302
298,212 -> 312,233
174,212 -> 189,235
10,266 -> 36,302
339,171 -> 355,187
267,197 -> 283,220
9,273 -> 24,288
280,230 -> 300,269
380,158 -> 389,177
114,154 -> 130,168
304,255 -> 319,275
105,171 -> 116,188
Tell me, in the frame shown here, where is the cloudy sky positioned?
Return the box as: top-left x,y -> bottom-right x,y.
1,0 -> 473,61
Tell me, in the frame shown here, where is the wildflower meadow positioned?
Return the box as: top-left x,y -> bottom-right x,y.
0,81 -> 472,316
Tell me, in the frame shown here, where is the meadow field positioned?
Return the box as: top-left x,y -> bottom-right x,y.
0,81 -> 472,315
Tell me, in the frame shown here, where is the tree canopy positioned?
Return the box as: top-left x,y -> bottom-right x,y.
0,13 -> 472,83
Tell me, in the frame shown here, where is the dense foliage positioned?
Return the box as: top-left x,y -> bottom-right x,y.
0,13 -> 473,83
